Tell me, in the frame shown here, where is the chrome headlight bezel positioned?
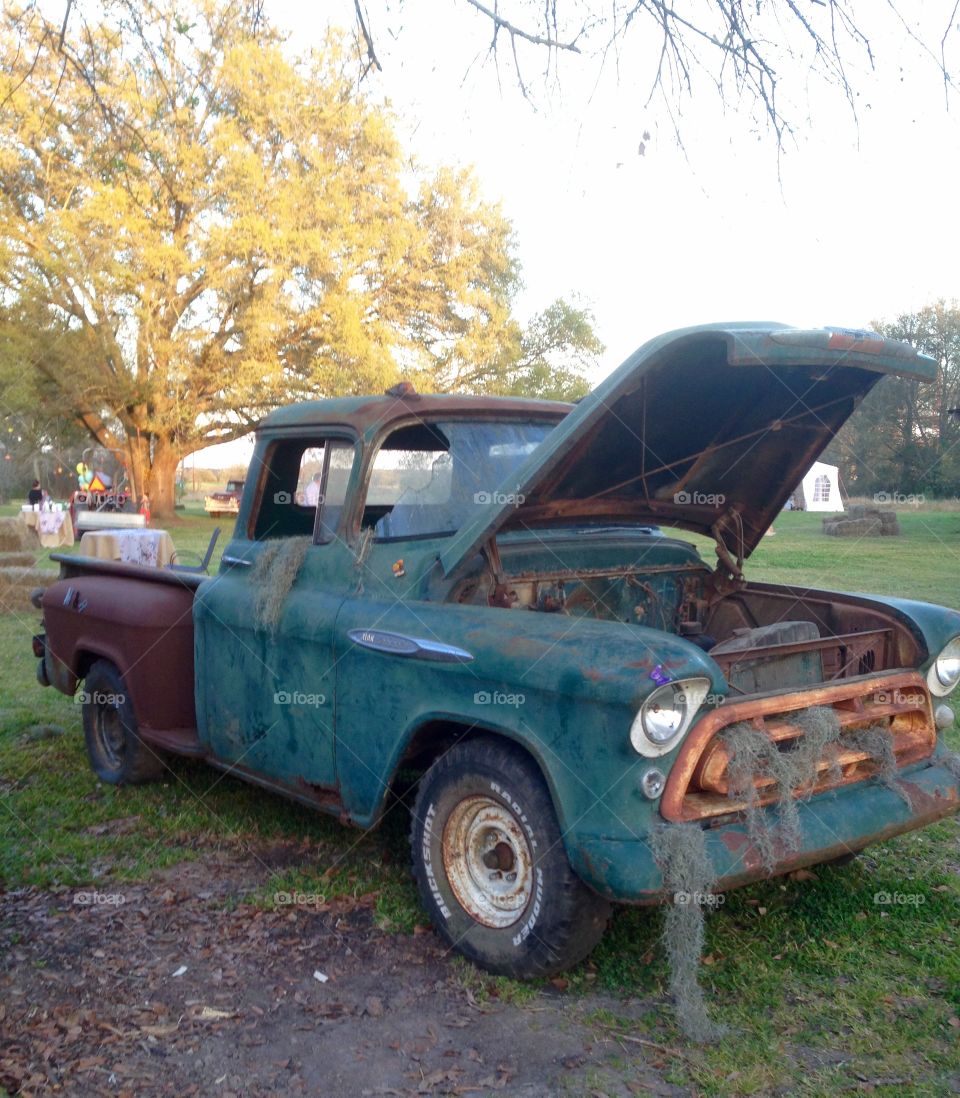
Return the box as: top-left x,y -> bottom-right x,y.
630,677 -> 711,758
928,637 -> 960,698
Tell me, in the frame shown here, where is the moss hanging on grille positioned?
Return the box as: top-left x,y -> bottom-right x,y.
844,724 -> 914,809
649,823 -> 727,1044
250,537 -> 312,632
721,709 -> 919,872
722,706 -> 844,873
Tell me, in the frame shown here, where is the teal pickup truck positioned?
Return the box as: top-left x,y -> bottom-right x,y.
34,323 -> 960,977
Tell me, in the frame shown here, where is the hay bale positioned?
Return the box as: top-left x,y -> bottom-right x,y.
824,507 -> 901,538
251,537 -> 312,632
0,517 -> 33,552
0,551 -> 38,567
879,511 -> 901,535
0,566 -> 57,614
823,517 -> 882,537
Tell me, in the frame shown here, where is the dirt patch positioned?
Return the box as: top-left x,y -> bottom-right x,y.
0,847 -> 689,1098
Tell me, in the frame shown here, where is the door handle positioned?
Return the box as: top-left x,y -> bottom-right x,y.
222,553 -> 252,568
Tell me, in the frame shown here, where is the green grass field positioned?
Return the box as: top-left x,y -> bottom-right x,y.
2,507 -> 959,1095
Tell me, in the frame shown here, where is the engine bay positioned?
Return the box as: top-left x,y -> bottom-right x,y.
452,534 -> 921,694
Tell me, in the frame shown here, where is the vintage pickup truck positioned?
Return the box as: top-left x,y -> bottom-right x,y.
33,323 -> 960,978
203,478 -> 245,517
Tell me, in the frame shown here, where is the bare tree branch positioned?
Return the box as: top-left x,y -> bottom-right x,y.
349,1 -> 959,151
354,0 -> 382,77
942,0 -> 959,109
464,0 -> 584,52
58,0 -> 73,50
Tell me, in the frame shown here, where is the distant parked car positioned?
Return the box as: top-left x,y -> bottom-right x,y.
204,479 -> 245,517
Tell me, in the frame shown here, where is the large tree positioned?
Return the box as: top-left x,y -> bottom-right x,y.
824,302 -> 960,499
411,295 -> 602,401
0,1 -> 598,518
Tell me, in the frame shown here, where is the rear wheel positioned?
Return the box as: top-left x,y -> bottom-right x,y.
411,736 -> 610,978
82,659 -> 165,784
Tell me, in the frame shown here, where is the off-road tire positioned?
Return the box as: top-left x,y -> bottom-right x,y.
82,659 -> 165,784
411,735 -> 611,978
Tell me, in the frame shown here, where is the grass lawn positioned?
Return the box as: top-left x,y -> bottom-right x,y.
1,507 -> 959,1094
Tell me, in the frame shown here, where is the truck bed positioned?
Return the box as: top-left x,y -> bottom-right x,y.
42,554 -> 206,756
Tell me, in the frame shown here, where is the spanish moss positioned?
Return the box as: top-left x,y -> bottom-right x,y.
649,823 -> 727,1043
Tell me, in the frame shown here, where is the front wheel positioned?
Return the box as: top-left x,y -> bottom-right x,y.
411,736 -> 610,978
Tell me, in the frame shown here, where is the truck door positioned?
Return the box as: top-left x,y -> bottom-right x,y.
194,436 -> 355,797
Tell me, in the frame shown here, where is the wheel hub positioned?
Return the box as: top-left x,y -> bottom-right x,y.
97,705 -> 125,768
442,796 -> 533,929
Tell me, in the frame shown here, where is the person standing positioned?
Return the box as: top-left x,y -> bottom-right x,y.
303,472 -> 323,507
27,480 -> 43,506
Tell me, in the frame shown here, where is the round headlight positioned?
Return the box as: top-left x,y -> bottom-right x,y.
929,638 -> 960,697
644,687 -> 686,743
630,677 -> 711,757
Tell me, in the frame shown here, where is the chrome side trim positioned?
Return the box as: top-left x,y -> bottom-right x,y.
347,628 -> 474,663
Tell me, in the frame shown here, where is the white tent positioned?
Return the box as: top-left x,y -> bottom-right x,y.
795,460 -> 844,512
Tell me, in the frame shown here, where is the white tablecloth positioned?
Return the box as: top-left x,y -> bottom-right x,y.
19,509 -> 75,548
79,528 -> 176,568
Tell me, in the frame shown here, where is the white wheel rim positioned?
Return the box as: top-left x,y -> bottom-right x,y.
442,795 -> 533,929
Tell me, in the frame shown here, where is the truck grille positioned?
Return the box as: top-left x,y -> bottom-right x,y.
660,672 -> 936,823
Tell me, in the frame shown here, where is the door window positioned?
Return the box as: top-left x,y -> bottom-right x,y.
252,438 -> 355,541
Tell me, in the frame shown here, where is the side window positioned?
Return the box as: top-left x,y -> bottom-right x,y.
252,438 -> 355,542
316,441 -> 354,543
364,424 -> 453,540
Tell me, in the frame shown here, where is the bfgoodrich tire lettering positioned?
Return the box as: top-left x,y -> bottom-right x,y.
411,735 -> 610,978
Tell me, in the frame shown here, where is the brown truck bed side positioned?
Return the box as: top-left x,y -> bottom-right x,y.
42,554 -> 205,756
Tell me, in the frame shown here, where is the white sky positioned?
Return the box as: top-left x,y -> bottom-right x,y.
197,1 -> 960,467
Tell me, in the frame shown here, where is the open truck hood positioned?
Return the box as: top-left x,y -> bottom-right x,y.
440,322 -> 936,577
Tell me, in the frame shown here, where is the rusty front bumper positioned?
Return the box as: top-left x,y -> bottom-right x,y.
572,755 -> 959,902
569,672 -> 959,902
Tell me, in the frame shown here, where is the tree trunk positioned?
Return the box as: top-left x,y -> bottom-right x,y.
123,434 -> 179,521
125,434 -> 149,506
146,439 -> 180,521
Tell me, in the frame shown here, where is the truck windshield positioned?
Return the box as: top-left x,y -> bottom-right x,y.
368,420 -> 555,540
